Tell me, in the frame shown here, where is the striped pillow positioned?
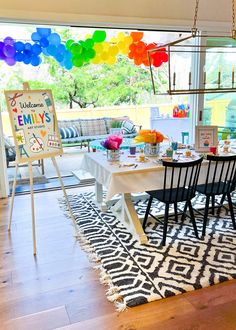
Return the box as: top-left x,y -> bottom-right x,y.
121,120 -> 136,134
60,126 -> 79,139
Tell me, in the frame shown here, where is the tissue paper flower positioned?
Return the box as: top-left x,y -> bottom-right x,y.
133,129 -> 165,144
101,133 -> 123,150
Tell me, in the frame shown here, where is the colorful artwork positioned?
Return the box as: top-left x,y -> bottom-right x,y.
0,28 -> 168,69
195,125 -> 218,152
4,89 -> 63,163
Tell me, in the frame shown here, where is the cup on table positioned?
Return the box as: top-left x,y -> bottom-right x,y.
166,147 -> 173,158
171,141 -> 178,151
209,146 -> 217,155
129,146 -> 136,155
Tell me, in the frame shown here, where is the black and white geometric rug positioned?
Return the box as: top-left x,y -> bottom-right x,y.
61,192 -> 236,311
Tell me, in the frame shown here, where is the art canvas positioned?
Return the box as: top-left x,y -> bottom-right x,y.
4,89 -> 63,163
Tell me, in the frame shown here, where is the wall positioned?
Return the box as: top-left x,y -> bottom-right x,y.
0,0 -> 232,32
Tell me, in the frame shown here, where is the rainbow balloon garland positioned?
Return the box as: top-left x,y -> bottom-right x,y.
0,28 -> 168,69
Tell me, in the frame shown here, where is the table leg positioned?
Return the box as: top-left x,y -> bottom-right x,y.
119,193 -> 148,244
95,181 -> 107,211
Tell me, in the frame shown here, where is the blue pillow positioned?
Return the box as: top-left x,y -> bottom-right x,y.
60,126 -> 78,139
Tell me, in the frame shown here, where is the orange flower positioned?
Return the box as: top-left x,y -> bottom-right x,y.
134,129 -> 165,144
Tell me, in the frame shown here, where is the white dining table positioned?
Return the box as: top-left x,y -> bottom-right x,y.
80,150 -> 205,244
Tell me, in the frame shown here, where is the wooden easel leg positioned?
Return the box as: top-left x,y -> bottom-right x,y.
29,162 -> 37,255
51,157 -> 79,236
8,163 -> 19,231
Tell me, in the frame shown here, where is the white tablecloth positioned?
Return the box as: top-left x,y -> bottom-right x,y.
80,151 -> 206,201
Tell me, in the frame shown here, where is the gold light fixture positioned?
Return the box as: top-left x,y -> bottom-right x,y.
148,0 -> 236,95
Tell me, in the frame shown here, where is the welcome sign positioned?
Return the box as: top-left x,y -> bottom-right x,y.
4,89 -> 63,163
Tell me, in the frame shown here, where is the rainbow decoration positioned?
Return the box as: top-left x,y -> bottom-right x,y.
0,28 -> 168,69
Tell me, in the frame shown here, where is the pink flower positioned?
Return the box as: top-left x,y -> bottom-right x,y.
101,133 -> 123,150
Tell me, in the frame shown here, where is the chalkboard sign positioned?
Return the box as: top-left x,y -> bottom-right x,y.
4,89 -> 63,163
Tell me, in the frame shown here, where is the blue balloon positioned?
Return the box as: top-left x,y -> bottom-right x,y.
31,56 -> 42,66
36,28 -> 51,37
32,44 -> 42,55
15,41 -> 25,52
24,48 -> 32,57
48,33 -> 61,46
31,32 -> 41,42
42,47 -> 50,56
54,52 -> 64,62
46,45 -> 57,56
64,60 -> 73,70
15,52 -> 24,62
25,43 -> 32,51
57,44 -> 66,53
40,37 -> 49,48
23,55 -> 31,64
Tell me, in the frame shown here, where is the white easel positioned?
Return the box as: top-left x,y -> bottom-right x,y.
7,83 -> 79,255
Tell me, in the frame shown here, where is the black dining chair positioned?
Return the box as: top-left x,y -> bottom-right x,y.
142,157 -> 203,246
196,154 -> 236,237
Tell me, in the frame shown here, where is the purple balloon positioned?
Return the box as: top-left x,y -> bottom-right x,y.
4,36 -> 14,46
0,41 -> 4,50
5,57 -> 16,66
3,44 -> 15,58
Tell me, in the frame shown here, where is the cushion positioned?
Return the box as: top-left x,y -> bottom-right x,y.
59,126 -> 79,139
121,120 -> 136,135
80,119 -> 107,136
58,120 -> 82,135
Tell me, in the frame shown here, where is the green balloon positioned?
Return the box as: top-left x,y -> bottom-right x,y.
65,39 -> 74,50
70,43 -> 82,55
86,48 -> 96,59
92,30 -> 106,43
72,55 -> 84,67
84,38 -> 94,49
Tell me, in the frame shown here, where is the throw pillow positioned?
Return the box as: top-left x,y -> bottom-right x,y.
121,120 -> 136,135
60,125 -> 79,139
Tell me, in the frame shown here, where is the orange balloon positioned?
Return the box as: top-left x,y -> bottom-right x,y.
130,31 -> 144,42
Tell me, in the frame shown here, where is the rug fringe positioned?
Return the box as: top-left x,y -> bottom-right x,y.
58,195 -> 127,312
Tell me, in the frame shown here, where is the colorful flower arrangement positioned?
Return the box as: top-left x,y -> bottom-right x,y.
101,133 -> 123,150
133,129 -> 165,144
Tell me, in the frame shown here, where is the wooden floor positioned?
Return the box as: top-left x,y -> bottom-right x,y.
1,186 -> 236,330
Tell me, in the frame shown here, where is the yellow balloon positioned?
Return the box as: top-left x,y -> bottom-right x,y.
101,51 -> 109,60
102,42 -> 110,51
85,34 -> 92,39
94,43 -> 103,53
120,46 -> 129,55
110,46 -> 119,56
110,37 -> 117,43
118,41 -> 125,50
106,56 -> 117,65
117,32 -> 125,41
124,36 -> 133,46
91,56 -> 101,64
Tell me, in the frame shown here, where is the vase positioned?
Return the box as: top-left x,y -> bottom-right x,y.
144,143 -> 160,157
107,149 -> 121,162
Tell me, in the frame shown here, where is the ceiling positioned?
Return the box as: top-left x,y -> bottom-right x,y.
0,0 -> 233,31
